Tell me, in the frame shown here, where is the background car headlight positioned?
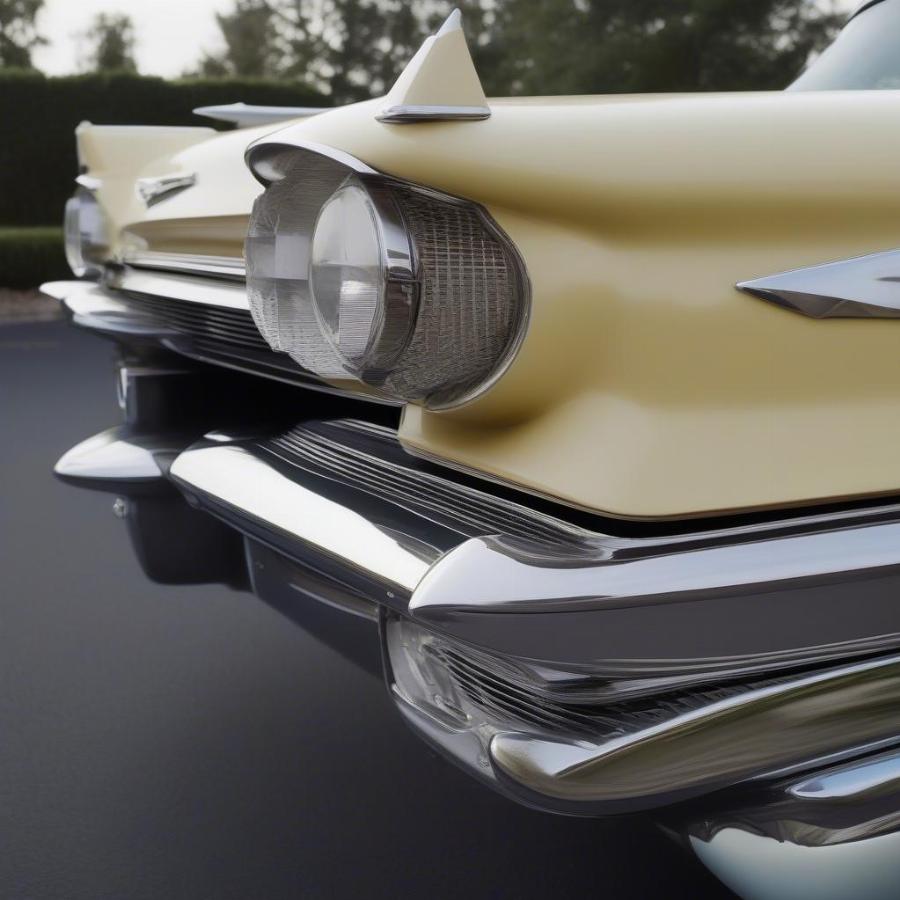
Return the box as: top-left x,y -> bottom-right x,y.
245,145 -> 530,408
64,185 -> 108,278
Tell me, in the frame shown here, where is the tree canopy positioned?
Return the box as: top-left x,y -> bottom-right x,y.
195,0 -> 844,101
81,13 -> 138,74
0,0 -> 44,68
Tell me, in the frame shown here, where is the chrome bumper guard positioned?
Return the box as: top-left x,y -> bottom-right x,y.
166,418 -> 900,815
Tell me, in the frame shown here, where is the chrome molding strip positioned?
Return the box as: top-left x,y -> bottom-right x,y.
170,443 -> 433,598
489,653 -> 900,813
54,425 -> 187,484
737,248 -> 900,318
109,267 -> 249,310
122,251 -> 246,282
193,103 -> 327,127
168,419 -> 900,685
376,104 -> 491,124
136,173 -> 197,207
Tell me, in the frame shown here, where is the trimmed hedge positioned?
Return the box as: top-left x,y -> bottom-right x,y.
0,70 -> 325,227
0,227 -> 68,289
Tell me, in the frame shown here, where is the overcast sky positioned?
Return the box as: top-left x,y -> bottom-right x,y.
33,0 -> 861,78
33,0 -> 233,77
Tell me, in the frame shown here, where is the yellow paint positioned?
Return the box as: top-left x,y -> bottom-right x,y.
79,88 -> 900,518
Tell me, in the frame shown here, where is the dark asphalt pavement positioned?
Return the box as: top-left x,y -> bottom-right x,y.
0,318 -> 735,900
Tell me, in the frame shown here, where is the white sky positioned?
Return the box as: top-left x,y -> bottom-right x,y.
33,0 -> 862,78
33,0 -> 233,77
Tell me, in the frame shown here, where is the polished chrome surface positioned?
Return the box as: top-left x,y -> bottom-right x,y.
376,104 -> 491,124
136,173 -> 197,207
109,266 -> 249,310
489,653 -> 900,812
165,418 -> 900,687
45,280 -> 388,401
54,425 -> 185,483
737,248 -> 900,318
122,251 -> 246,282
193,102 -> 327,127
170,443 -> 432,598
686,747 -> 900,899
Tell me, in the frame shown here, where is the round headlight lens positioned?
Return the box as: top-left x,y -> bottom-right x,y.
310,183 -> 384,365
245,146 -> 529,408
64,187 -> 107,278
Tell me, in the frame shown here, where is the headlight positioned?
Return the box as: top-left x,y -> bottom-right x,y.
245,145 -> 529,408
64,185 -> 108,278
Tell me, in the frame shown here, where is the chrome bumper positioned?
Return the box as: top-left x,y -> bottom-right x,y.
49,273 -> 900,816
160,419 -> 900,815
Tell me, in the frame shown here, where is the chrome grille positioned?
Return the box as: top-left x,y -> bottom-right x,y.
434,639 -> 796,740
260,419 -> 593,548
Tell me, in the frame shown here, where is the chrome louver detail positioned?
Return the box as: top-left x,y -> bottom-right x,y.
737,248 -> 900,318
136,172 -> 197,207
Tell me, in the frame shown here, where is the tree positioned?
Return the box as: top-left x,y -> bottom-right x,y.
193,0 -> 845,100
194,0 -> 283,78
0,0 -> 45,68
484,0 -> 844,95
82,12 -> 137,74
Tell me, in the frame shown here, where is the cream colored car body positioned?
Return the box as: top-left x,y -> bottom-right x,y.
76,28 -> 900,521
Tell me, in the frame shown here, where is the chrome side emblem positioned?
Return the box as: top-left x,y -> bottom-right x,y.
136,173 -> 197,207
737,249 -> 900,319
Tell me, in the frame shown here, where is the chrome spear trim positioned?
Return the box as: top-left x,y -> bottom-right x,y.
737,248 -> 900,318
136,173 -> 197,207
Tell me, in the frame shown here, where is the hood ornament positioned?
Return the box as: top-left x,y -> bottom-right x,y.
377,9 -> 490,124
136,173 -> 197,207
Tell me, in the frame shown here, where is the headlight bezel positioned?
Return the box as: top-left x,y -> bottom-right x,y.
64,178 -> 108,279
244,139 -> 531,410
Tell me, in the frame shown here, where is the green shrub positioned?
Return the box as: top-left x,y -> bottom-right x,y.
0,227 -> 68,289
0,69 -> 325,227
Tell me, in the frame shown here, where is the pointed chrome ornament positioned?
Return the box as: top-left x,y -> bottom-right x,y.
136,173 -> 197,207
737,249 -> 900,319
377,9 -> 491,124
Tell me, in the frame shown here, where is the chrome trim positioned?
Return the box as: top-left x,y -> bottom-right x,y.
167,419 -> 900,684
136,173 -> 197,207
54,425 -> 187,484
246,138 -> 379,187
75,174 -> 102,192
121,251 -> 246,282
737,248 -> 900,318
170,443 -> 433,598
489,653 -> 900,813
108,266 -> 250,310
376,104 -> 491,124
243,139 -> 531,410
193,103 -> 327,128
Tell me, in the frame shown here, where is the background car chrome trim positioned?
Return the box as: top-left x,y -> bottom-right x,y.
193,102 -> 328,127
376,104 -> 492,124
489,653 -> 900,813
74,174 -> 102,192
121,251 -> 246,282
167,418 -> 900,684
109,266 -> 250,309
47,280 -> 393,403
54,425 -> 187,484
737,248 -> 900,318
136,173 -> 197,207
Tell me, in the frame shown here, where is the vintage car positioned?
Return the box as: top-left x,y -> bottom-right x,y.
43,2 -> 900,897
